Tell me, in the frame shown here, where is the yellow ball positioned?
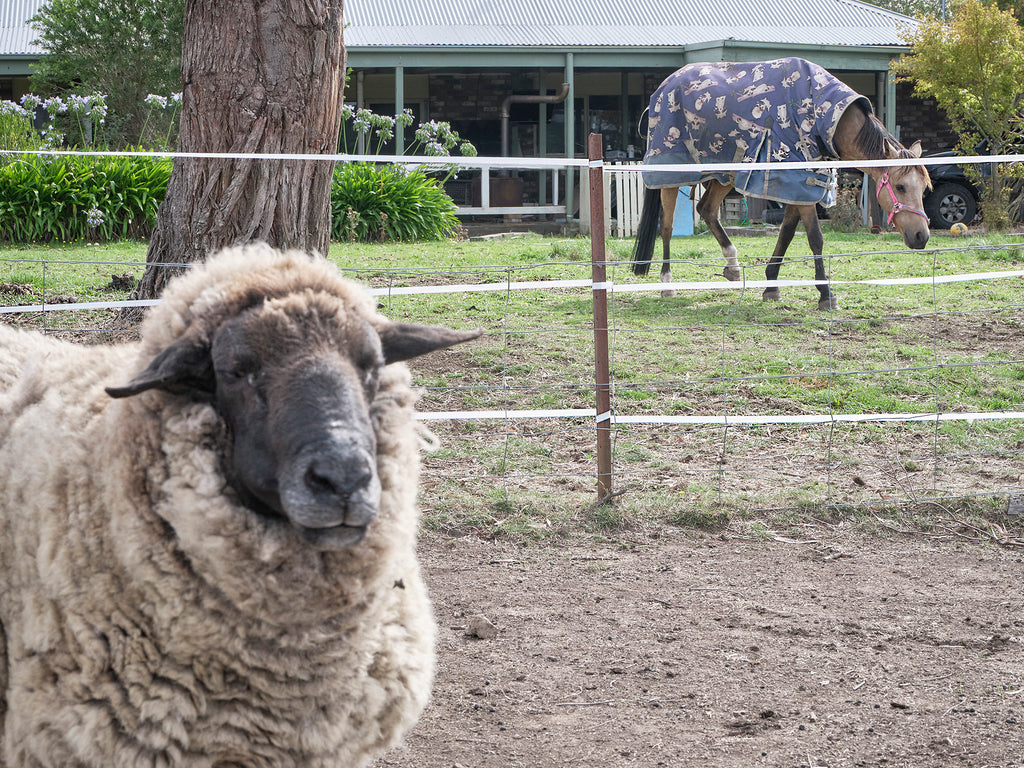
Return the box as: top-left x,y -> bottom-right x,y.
950,222 -> 969,236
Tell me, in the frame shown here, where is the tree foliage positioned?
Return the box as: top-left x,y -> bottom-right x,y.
893,0 -> 1024,226
866,0 -> 948,19
30,0 -> 184,147
866,0 -> 1024,24
993,0 -> 1024,22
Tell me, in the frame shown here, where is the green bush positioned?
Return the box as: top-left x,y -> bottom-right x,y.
0,154 -> 171,244
0,153 -> 463,245
331,163 -> 462,242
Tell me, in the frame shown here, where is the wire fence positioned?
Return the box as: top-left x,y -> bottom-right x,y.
1,142 -> 1023,520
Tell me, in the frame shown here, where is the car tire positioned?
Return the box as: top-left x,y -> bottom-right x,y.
924,182 -> 977,228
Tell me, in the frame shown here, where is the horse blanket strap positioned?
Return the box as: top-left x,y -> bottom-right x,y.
641,57 -> 870,206
876,170 -> 929,226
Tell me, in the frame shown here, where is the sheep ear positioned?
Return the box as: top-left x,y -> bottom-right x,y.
378,323 -> 483,364
106,338 -> 213,399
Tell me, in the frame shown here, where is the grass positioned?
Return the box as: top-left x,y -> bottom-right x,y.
1,227 -> 1022,541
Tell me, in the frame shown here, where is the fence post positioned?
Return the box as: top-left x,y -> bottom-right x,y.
588,133 -> 613,500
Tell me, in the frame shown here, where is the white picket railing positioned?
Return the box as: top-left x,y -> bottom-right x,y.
586,162 -> 697,239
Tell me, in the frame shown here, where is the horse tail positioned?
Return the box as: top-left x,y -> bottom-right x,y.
630,187 -> 662,276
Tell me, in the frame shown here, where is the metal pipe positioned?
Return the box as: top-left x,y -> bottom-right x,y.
500,83 -> 570,158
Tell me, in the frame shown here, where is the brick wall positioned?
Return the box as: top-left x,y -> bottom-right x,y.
895,82 -> 959,153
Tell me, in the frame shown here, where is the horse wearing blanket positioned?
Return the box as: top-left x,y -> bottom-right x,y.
631,58 -> 931,309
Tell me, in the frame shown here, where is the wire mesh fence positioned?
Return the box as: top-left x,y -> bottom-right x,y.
1,147 -> 1023,525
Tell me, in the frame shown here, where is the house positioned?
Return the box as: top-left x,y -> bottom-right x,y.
343,0 -> 956,217
3,0 -> 955,218
345,0 -> 924,155
0,0 -> 40,101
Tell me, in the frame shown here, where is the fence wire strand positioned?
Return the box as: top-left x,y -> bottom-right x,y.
2,146 -> 1024,516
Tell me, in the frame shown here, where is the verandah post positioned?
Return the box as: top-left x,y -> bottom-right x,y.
588,133 -> 613,500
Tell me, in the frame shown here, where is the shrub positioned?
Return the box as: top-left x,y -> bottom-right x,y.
332,108 -> 475,242
0,154 -> 171,243
331,163 -> 462,242
0,99 -> 474,244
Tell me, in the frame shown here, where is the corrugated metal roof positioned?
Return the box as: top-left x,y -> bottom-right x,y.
345,0 -> 916,48
1,0 -> 915,59
0,0 -> 45,56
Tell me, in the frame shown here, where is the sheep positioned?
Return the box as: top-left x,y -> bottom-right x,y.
0,244 -> 482,768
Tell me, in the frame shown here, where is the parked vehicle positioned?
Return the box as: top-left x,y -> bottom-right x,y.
922,151 -> 982,228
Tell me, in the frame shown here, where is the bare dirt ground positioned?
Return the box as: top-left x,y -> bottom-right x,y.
376,529 -> 1024,768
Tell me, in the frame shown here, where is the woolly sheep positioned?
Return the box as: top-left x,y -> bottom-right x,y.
0,244 -> 481,767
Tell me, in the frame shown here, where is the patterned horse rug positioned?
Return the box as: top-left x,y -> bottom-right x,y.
641,57 -> 870,206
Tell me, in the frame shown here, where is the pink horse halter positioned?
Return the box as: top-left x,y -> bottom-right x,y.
876,170 -> 929,227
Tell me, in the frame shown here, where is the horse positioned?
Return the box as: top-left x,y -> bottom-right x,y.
630,58 -> 931,310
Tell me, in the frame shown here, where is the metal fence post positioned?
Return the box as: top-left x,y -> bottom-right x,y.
588,133 -> 613,500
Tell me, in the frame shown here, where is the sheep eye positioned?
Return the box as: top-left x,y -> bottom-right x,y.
221,363 -> 260,387
357,356 -> 381,398
356,348 -> 382,374
363,365 -> 380,391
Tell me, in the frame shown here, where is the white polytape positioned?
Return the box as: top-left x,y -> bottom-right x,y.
614,268 -> 1024,294
0,298 -> 160,314
412,409 -> 1024,424
414,408 -> 596,420
2,148 -> 591,170
5,268 -> 1019,314
5,148 -> 1020,173
611,411 -> 1024,425
601,153 -> 1024,173
369,278 -> 593,297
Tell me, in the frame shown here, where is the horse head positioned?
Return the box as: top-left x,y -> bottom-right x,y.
873,140 -> 931,250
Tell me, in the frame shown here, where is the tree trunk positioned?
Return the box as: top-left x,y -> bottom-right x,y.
134,0 -> 345,300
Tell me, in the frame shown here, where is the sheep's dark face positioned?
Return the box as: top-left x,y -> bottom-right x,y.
209,305 -> 386,548
107,297 -> 481,550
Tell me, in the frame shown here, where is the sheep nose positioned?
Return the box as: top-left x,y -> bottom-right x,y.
304,452 -> 373,501
279,441 -> 381,533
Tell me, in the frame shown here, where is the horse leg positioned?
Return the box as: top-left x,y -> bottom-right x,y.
762,205 -> 802,302
798,205 -> 836,310
696,181 -> 741,281
659,188 -> 677,297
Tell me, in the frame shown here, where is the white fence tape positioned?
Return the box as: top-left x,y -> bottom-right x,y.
414,408 -> 1024,425
3,149 -> 1023,432
0,299 -> 159,314
4,268 -> 1021,314
4,148 -> 1016,174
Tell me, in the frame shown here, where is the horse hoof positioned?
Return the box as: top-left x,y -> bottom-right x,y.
661,290 -> 676,298
818,296 -> 839,311
762,289 -> 781,302
723,266 -> 742,281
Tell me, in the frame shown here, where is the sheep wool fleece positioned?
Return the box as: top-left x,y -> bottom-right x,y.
0,246 -> 437,767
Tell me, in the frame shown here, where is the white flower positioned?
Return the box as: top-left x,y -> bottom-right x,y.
42,96 -> 65,116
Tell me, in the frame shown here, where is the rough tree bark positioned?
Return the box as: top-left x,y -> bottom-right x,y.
134,0 -> 345,300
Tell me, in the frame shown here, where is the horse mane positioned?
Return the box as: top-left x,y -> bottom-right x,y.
851,101 -> 914,160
